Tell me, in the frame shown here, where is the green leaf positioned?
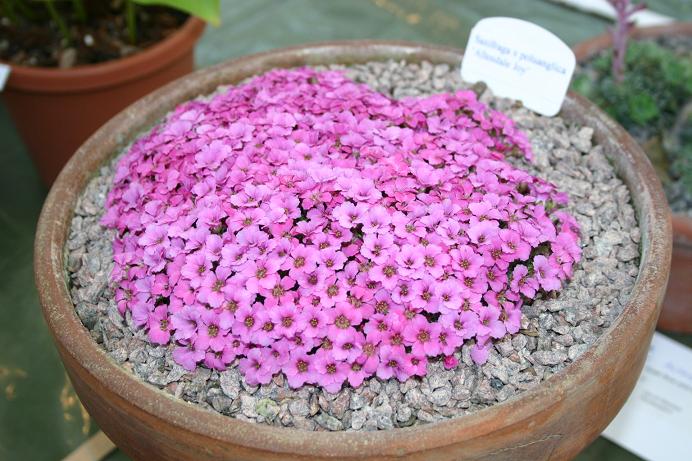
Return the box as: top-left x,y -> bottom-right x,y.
131,0 -> 221,26
627,92 -> 659,125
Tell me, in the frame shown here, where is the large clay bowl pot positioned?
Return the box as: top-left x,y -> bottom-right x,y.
573,23 -> 692,333
35,41 -> 672,461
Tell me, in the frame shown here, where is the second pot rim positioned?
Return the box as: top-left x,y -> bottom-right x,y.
2,16 -> 206,93
35,40 -> 672,458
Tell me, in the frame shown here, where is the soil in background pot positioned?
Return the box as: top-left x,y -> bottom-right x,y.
0,1 -> 187,68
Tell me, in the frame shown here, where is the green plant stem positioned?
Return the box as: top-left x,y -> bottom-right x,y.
126,0 -> 137,45
45,0 -> 72,45
12,0 -> 37,21
72,0 -> 87,23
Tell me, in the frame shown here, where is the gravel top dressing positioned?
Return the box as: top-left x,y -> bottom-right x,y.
67,61 -> 640,431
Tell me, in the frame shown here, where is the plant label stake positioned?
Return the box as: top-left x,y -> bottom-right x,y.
0,64 -> 10,92
461,17 -> 575,116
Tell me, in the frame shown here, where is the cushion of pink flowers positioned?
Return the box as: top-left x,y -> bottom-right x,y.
103,67 -> 581,392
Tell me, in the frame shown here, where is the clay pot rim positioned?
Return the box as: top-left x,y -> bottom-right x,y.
2,16 -> 206,93
35,40 -> 672,458
572,21 -> 692,62
572,22 -> 692,235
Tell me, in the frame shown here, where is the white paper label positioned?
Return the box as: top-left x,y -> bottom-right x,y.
603,332 -> 692,461
461,17 -> 575,116
0,64 -> 10,92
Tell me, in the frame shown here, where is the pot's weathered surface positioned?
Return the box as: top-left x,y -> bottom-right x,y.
35,41 -> 672,461
658,215 -> 692,332
573,23 -> 692,334
1,17 -> 205,186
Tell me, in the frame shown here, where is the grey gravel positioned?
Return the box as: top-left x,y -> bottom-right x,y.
67,60 -> 640,431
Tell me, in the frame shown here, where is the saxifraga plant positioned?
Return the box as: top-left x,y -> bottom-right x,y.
572,1 -> 692,194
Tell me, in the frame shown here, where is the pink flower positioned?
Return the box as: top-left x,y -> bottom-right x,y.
376,345 -> 409,381
332,202 -> 367,228
241,259 -> 280,293
284,350 -> 316,388
197,267 -> 233,308
314,350 -> 348,393
370,259 -> 400,290
403,315 -> 441,356
170,305 -> 201,341
533,255 -> 562,291
395,244 -> 424,277
332,329 -> 364,362
361,233 -> 394,265
476,306 -> 507,339
146,305 -> 171,345
511,265 -> 539,298
172,339 -> 206,371
443,355 -> 459,370
421,245 -> 449,279
470,339 -> 491,365
361,205 -> 391,233
239,348 -> 274,385
450,245 -> 484,276
197,310 -> 229,351
434,279 -> 462,313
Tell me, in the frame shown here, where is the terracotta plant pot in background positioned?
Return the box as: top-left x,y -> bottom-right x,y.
573,23 -> 692,334
35,41 -> 671,461
1,17 -> 205,186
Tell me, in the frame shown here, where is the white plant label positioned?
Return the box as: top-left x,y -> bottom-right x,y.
461,17 -> 575,116
603,332 -> 692,460
0,64 -> 10,92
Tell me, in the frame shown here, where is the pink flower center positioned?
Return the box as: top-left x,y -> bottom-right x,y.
335,314 -> 350,329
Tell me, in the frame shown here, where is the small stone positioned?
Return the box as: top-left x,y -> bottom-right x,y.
349,392 -> 366,410
315,412 -> 343,431
429,386 -> 452,406
288,398 -> 310,417
255,398 -> 280,422
568,343 -> 589,361
350,409 -> 367,430
572,127 -> 593,153
417,410 -> 435,422
532,350 -> 568,366
219,369 -> 241,399
396,405 -> 412,423
369,379 -> 382,393
59,48 -> 77,68
329,391 -> 350,419
405,388 -> 426,409
240,395 -> 257,418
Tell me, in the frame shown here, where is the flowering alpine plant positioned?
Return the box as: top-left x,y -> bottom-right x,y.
103,67 -> 581,392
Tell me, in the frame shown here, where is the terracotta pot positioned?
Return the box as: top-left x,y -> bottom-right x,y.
1,17 -> 205,186
573,23 -> 692,333
35,41 -> 672,461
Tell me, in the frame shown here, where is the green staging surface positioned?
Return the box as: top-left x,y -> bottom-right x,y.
1,1 -> 691,459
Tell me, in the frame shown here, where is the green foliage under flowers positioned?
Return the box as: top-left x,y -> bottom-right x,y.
572,40 -> 692,193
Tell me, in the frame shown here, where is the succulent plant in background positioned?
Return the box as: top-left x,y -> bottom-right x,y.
608,0 -> 646,83
572,1 -> 692,197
